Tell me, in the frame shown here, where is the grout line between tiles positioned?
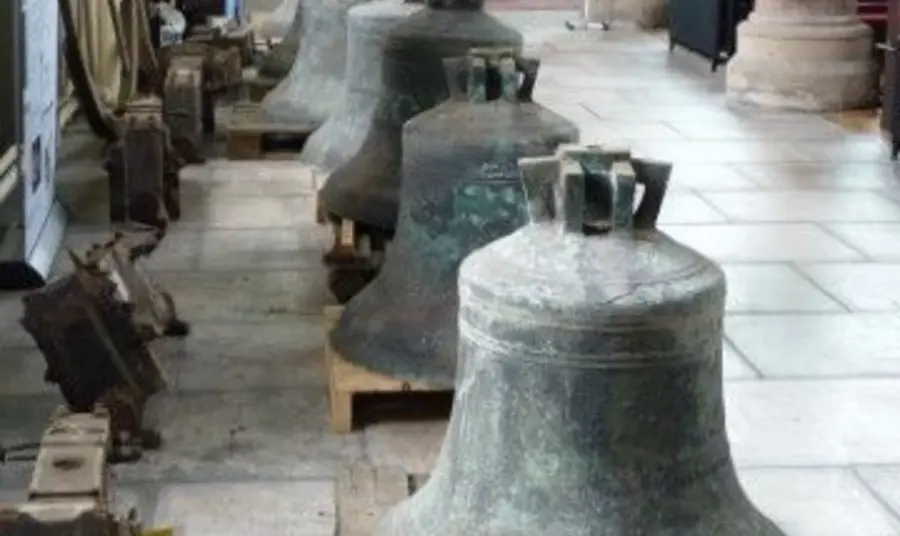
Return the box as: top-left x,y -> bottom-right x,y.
850,467 -> 900,526
813,222 -> 874,261
784,262 -> 854,313
722,334 -> 764,379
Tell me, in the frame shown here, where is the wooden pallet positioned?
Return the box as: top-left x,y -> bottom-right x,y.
324,306 -> 449,434
336,464 -> 429,536
225,102 -> 316,160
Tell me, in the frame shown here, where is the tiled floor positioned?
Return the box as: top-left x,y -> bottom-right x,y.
2,10 -> 900,536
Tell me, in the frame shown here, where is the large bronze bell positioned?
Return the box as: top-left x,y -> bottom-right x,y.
260,0 -> 369,126
329,48 -> 579,387
258,0 -> 303,79
371,147 -> 788,536
255,0 -> 301,41
299,0 -> 424,171
317,0 -> 523,234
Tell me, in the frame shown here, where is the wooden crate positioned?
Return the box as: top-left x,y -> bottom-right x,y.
324,306 -> 448,434
225,102 -> 316,160
336,464 -> 429,536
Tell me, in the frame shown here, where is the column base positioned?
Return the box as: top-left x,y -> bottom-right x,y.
726,15 -> 876,112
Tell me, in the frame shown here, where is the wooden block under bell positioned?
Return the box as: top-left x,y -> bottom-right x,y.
225,101 -> 316,160
323,306 -> 449,434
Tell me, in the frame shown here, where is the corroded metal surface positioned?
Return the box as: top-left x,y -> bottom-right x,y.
261,0 -> 370,126
299,0 -> 423,171
258,1 -> 304,78
164,55 -> 206,164
0,409 -> 146,535
106,96 -> 184,228
318,0 -> 523,232
330,48 -> 578,387
19,232 -> 188,457
372,147 -> 787,536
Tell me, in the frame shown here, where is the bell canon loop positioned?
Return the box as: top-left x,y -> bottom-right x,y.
371,146 -> 788,536
261,0 -> 370,126
328,47 -> 579,387
300,0 -> 424,171
317,0 -> 523,233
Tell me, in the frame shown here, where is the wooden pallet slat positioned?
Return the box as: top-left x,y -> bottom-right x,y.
324,306 -> 448,433
226,102 -> 316,160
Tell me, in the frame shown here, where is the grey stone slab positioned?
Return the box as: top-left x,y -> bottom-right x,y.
721,264 -> 845,313
154,319 -> 326,393
153,480 -> 334,536
0,291 -> 34,348
701,191 -> 900,223
825,224 -> 900,260
666,164 -> 759,192
856,466 -> 900,523
363,421 -> 447,476
0,347 -> 56,397
655,192 -> 727,224
727,313 -> 900,378
114,389 -> 364,483
666,117 -> 847,140
194,227 -> 330,271
798,263 -> 900,311
50,228 -> 201,276
726,379 -> 900,466
723,341 -> 759,380
630,139 -> 813,164
738,467 -> 900,536
180,160 -> 319,197
663,224 -> 863,262
150,269 -> 331,321
0,394 -> 69,489
738,162 -> 900,190
179,194 -> 319,230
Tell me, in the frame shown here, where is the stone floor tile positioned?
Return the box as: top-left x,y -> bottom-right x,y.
194,227 -> 330,271
655,192 -> 727,224
738,162 -> 900,190
856,466 -> 900,523
726,314 -> 900,378
180,195 -> 318,229
666,164 -> 759,191
798,264 -> 900,311
726,379 -> 900,467
662,224 -> 863,262
150,269 -> 331,321
364,421 -> 447,475
153,480 -> 334,536
825,224 -> 900,260
180,160 -> 318,197
722,264 -> 845,313
0,346 -> 56,397
723,341 -> 759,380
0,291 -> 35,347
51,228 -> 201,276
114,389 -> 364,483
155,319 -> 326,393
738,468 -> 900,536
631,139 -> 812,164
666,117 -> 847,141
701,191 -> 900,223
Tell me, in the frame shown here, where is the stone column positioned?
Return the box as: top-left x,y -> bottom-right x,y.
726,0 -> 876,112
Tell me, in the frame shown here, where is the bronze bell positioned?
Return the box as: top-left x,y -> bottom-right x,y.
329,48 -> 579,387
257,0 -> 304,79
371,146 -> 787,536
317,0 -> 523,236
260,0 -> 370,126
256,0 -> 301,41
300,0 -> 424,171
